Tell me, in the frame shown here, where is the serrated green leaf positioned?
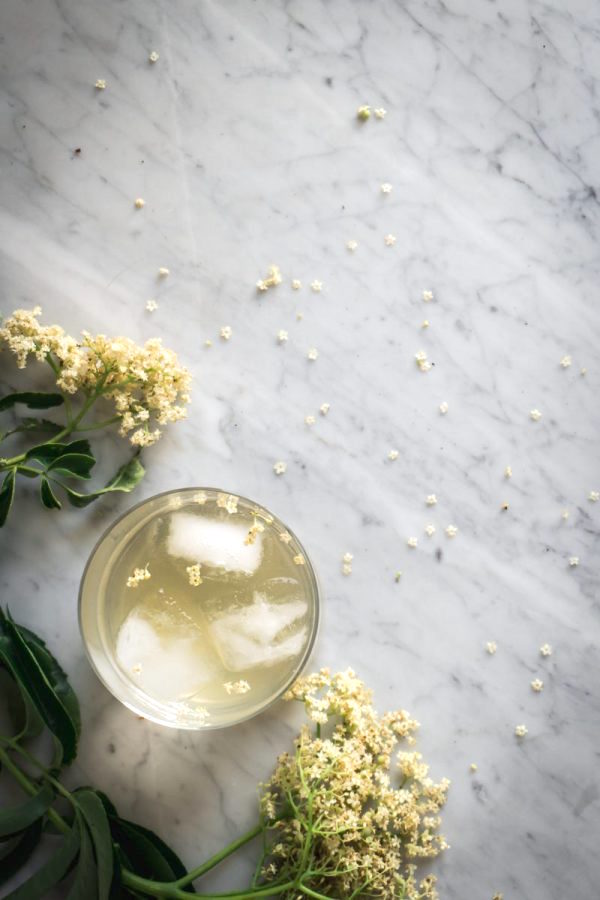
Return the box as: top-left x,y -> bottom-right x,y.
0,821 -> 42,888
25,439 -> 92,467
107,817 -> 192,887
0,611 -> 78,767
0,785 -> 55,839
13,418 -> 63,435
75,790 -> 115,900
0,469 -> 16,528
48,452 -> 96,480
5,818 -> 80,899
0,393 -> 64,412
67,812 -> 98,900
40,477 -> 62,510
62,455 -> 145,509
18,626 -> 81,742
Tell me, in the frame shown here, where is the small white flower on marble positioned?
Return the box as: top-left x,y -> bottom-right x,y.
186,563 -> 203,586
277,329 -> 288,343
425,524 -> 436,537
514,724 -> 528,738
193,491 -> 207,505
357,105 -> 371,120
422,290 -> 434,302
384,234 -> 396,246
580,367 -> 587,375
279,531 -> 292,543
388,449 -> 399,461
95,78 -> 107,90
588,491 -> 599,502
504,465 -> 512,478
530,408 -> 542,421
381,182 -> 393,194
531,678 -> 544,693
224,680 -> 251,695
346,239 -> 358,251
292,279 -> 302,290
310,280 -> 323,292
342,553 -> 353,576
439,401 -> 449,415
415,350 -> 431,372
149,50 -> 160,63
305,415 -> 316,426
131,663 -> 142,675
145,299 -> 158,312
560,355 -> 572,368
158,267 -> 170,277
421,320 -> 430,328
374,107 -> 387,119
426,494 -> 437,506
204,339 -> 212,347
407,537 -> 418,548
257,265 -> 282,292
394,570 -> 403,582
296,312 -> 304,320
134,197 -> 145,209
486,641 -> 497,655
445,524 -> 458,538
256,280 -> 269,292
470,763 -> 478,772
561,509 -> 569,520
273,461 -> 287,476
540,643 -> 552,657
343,552 -> 354,564
319,402 -> 330,415
220,325 -> 232,340
568,556 -> 579,567
293,554 -> 305,566
342,564 -> 353,576
307,347 -> 319,361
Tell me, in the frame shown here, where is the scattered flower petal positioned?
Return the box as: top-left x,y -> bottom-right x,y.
388,449 -> 399,461
407,537 -> 418,548
220,325 -> 232,340
149,50 -> 160,63
277,329 -> 288,343
530,408 -> 542,421
422,290 -> 434,302
381,183 -> 393,194
560,355 -> 571,368
134,197 -> 145,209
384,233 -> 396,246
540,643 -> 552,657
145,299 -> 158,312
357,105 -> 371,120
426,494 -> 437,506
374,107 -> 387,119
273,461 -> 287,476
425,524 -> 436,537
319,402 -> 330,415
486,641 -> 497,655
445,524 -> 458,538
307,347 -> 319,361
514,724 -> 528,738
568,556 -> 579,567
439,401 -> 449,415
531,679 -> 544,693
292,279 -> 302,290
346,240 -> 358,251
310,280 -> 323,292
95,78 -> 107,90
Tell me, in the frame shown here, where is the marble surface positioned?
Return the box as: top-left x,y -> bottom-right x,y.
1,1 -> 599,897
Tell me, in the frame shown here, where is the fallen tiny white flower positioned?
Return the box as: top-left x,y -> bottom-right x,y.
346,240 -> 358,251
388,449 -> 399,461
422,290 -> 434,302
421,320 -> 430,328
145,299 -> 158,312
540,643 -> 552,657
158,267 -> 170,277
220,325 -> 232,340
426,494 -> 437,506
486,641 -> 497,655
374,107 -> 387,119
310,280 -> 323,292
505,465 -> 512,478
319,402 -> 330,415
407,537 -> 418,548
439,401 -> 449,415
530,408 -> 542,421
531,679 -> 544,693
445,524 -> 458,538
514,724 -> 528,738
381,183 -> 393,194
277,329 -> 288,343
149,50 -> 160,63
273,461 -> 287,475
568,556 -> 579,567
384,234 -> 396,246
425,524 -> 436,537
588,490 -> 599,502
560,355 -> 571,368
305,415 -> 316,426
95,78 -> 107,90
134,197 -> 145,209
343,552 -> 354,564
561,509 -> 569,520
307,348 -> 318,361
292,279 -> 302,290
293,554 -> 305,566
357,105 -> 371,120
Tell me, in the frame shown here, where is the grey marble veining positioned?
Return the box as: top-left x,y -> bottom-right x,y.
1,1 -> 599,898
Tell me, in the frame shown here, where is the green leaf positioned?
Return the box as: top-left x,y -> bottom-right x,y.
62,455 -> 145,509
0,785 -> 55,839
5,819 -> 80,899
67,813 -> 98,900
0,611 -> 79,766
48,452 -> 96,480
0,821 -> 42,888
26,440 -> 92,467
0,393 -> 64,412
75,791 -> 115,900
0,469 -> 16,528
40,477 -> 62,509
18,626 -> 81,742
13,418 -> 64,436
108,817 -> 192,888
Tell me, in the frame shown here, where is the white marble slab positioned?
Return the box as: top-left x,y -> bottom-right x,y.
1,1 -> 599,897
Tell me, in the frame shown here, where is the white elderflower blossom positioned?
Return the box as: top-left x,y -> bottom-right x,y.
292,279 -> 302,290
273,461 -> 286,475
220,325 -> 232,340
0,307 -> 190,448
186,563 -> 203,586
540,643 -> 552,657
415,350 -> 431,372
293,554 -> 305,565
310,280 -> 323,292
319,402 -> 330,415
193,491 -> 207,505
158,267 -> 170,277
422,290 -> 434,302
504,465 -> 512,478
307,347 -> 318,361
305,415 -> 316,426
357,104 -> 371,120
426,494 -> 437,506
374,106 -> 387,118
486,641 -> 497,655
388,449 -> 399,460
530,408 -> 542,421
245,519 -> 265,546
588,491 -> 599,502
256,265 -> 282,292
425,524 -> 436,537
384,233 -> 397,246
514,724 -> 528,738
95,78 -> 107,89
561,509 -> 569,520
445,524 -> 458,538
346,239 -> 358,251
279,531 -> 292,543
134,197 -> 145,208
145,299 -> 158,312
277,329 -> 288,343
149,50 -> 160,63
216,493 -> 238,514
381,182 -> 393,194
224,680 -> 251,695
568,556 -> 579,567
126,565 -> 151,588
560,355 -> 571,368
531,678 -> 544,693
407,537 -> 418,548
439,401 -> 448,414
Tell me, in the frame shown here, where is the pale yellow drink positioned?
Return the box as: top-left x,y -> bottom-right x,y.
79,490 -> 319,729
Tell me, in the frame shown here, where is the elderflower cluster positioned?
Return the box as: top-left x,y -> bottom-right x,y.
0,307 -> 190,448
258,669 -> 449,900
126,565 -> 151,588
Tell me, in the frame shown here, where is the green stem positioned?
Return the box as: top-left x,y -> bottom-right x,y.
74,414 -> 121,432
122,870 -> 295,899
299,887 -> 331,900
173,823 -> 264,887
0,746 -> 71,836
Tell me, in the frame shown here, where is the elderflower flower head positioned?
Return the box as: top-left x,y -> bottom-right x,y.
0,308 -> 191,448
258,669 -> 448,900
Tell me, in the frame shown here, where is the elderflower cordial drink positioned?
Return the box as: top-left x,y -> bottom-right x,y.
79,489 -> 319,729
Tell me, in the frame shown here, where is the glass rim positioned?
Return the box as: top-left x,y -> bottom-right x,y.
78,486 -> 321,730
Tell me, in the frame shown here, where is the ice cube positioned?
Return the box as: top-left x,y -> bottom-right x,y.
208,591 -> 308,672
116,605 -> 216,701
168,511 -> 263,575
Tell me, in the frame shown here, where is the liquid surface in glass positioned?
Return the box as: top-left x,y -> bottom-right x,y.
97,491 -> 316,727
